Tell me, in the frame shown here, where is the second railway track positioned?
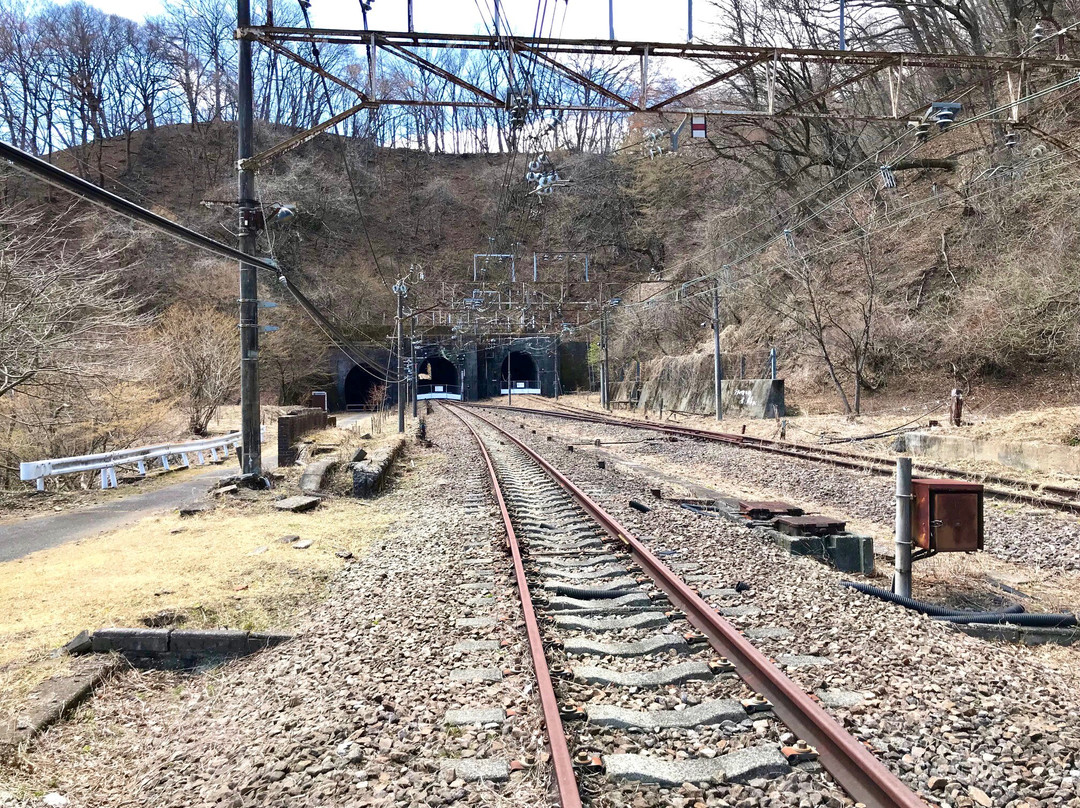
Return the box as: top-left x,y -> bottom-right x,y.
446,403 -> 928,808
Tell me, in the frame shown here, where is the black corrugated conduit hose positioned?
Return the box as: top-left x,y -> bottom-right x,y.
843,581 -> 1078,626
840,581 -> 1078,627
841,581 -> 1024,617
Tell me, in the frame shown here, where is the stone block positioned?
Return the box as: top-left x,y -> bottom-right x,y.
274,495 -> 321,513
91,628 -> 170,656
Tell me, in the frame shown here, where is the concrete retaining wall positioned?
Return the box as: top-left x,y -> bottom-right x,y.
351,437 -> 407,497
277,408 -> 330,466
895,431 -> 1080,477
613,352 -> 785,419
87,628 -> 289,668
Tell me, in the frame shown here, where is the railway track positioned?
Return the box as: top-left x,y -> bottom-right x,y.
467,400 -> 1080,515
446,403 -> 928,808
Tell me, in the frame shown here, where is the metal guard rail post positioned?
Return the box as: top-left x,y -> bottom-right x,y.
20,432 -> 245,490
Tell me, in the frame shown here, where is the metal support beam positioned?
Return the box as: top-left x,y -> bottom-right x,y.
239,102 -> 367,171
713,285 -> 722,421
894,457 -> 913,598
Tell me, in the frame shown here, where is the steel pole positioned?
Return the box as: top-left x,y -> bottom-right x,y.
396,289 -> 405,433
894,457 -> 913,597
508,346 -> 513,407
608,0 -> 614,40
688,0 -> 693,40
839,0 -> 847,50
554,337 -> 561,400
713,286 -> 722,421
237,0 -> 261,476
600,309 -> 610,410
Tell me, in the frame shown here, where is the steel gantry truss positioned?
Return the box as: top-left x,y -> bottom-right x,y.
235,25 -> 1080,168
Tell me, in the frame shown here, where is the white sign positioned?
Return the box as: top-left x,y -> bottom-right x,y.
691,114 -> 707,138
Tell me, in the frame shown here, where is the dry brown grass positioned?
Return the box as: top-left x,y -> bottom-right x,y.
0,492 -> 389,719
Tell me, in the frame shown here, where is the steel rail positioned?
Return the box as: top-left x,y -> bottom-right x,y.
466,402 -> 1080,515
451,403 -> 929,808
444,406 -> 583,808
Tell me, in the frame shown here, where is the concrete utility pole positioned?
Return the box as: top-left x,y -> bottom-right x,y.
394,279 -> 407,434
411,316 -> 418,418
894,457 -> 913,597
713,285 -> 722,421
507,348 -> 513,407
236,0 -> 261,476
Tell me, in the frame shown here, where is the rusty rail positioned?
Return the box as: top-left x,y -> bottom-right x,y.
445,405 -> 583,808
470,401 -> 1080,516
453,403 -> 929,808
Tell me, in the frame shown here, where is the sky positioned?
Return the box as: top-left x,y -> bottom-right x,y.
81,0 -> 705,43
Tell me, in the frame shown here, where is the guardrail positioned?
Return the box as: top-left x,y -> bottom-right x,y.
20,432 -> 244,490
417,383 -> 462,401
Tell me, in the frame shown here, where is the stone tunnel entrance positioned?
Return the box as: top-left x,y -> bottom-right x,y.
343,365 -> 384,410
417,355 -> 461,400
500,351 -> 540,394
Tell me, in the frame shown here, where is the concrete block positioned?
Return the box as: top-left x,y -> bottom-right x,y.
827,534 -> 875,574
351,438 -> 406,497
537,565 -> 629,580
63,630 -> 92,655
716,605 -> 762,617
563,634 -> 688,658
532,554 -> 620,567
452,640 -> 499,653
448,668 -> 504,683
170,630 -> 250,658
273,495 -> 321,513
588,699 -> 745,730
0,657 -> 119,758
549,592 -> 652,611
555,611 -> 669,633
299,458 -> 336,493
442,758 -> 510,783
604,744 -> 789,786
91,628 -> 169,656
444,708 -> 505,726
815,689 -> 870,708
573,661 -> 713,688
456,617 -> 496,629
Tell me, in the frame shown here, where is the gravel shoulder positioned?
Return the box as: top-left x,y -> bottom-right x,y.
0,415 -> 550,807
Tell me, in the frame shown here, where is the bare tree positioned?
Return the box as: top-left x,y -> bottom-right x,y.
156,304 -> 239,435
0,203 -> 144,399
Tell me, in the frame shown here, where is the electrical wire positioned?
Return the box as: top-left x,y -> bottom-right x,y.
571,71 -> 1080,334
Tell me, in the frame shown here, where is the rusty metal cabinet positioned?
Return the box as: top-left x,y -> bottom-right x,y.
911,478 -> 984,554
